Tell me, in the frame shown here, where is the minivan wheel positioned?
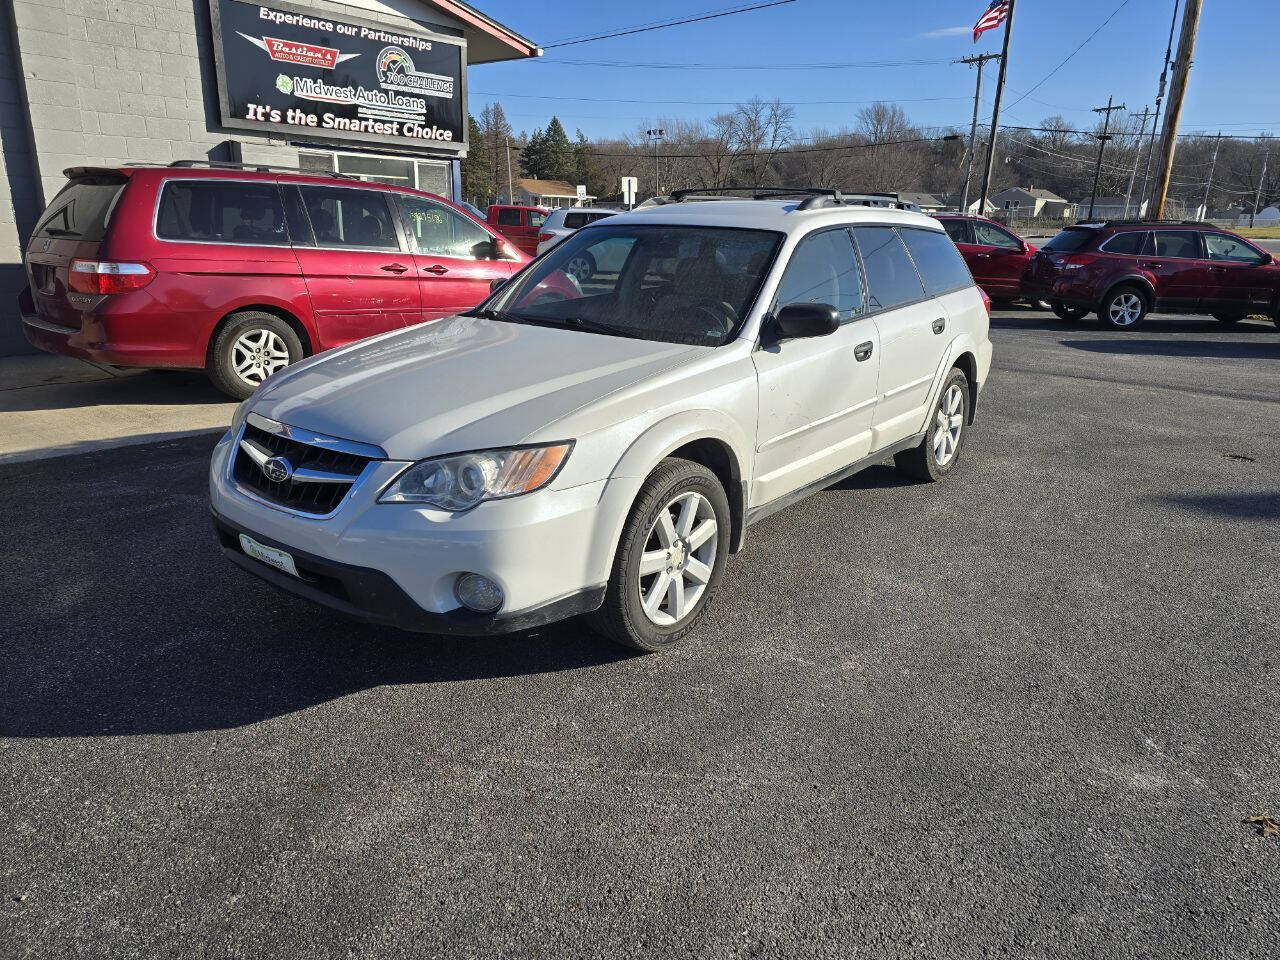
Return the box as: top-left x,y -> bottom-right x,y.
563,251 -> 597,284
1051,301 -> 1090,321
1099,286 -> 1148,330
894,367 -> 969,483
588,458 -> 730,652
208,312 -> 304,400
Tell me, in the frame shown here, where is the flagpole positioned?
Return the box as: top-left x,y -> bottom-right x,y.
977,0 -> 1016,215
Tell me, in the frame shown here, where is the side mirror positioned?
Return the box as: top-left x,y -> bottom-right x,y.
774,303 -> 840,340
490,277 -> 508,294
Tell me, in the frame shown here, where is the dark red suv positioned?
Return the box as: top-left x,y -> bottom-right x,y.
20,163 -> 529,398
935,214 -> 1041,305
1021,221 -> 1280,330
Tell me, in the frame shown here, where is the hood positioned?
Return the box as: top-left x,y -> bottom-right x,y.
251,315 -> 702,460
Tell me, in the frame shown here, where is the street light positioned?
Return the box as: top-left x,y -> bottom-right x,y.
646,128 -> 665,196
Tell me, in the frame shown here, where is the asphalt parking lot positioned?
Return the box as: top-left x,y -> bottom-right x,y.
2,308 -> 1278,958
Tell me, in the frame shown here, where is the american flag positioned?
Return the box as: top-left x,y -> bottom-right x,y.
973,0 -> 1010,42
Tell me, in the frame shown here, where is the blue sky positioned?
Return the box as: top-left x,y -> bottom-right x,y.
469,0 -> 1277,141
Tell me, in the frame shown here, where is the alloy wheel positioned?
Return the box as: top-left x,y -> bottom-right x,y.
232,329 -> 291,385
932,383 -> 965,467
1107,292 -> 1144,327
637,491 -> 718,626
564,255 -> 594,284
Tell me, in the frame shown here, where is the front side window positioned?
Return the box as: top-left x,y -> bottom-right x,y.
529,211 -> 547,229
1204,233 -> 1266,264
940,219 -> 973,244
774,229 -> 864,322
1100,231 -> 1150,256
156,180 -> 288,245
399,195 -> 495,260
496,208 -> 521,226
899,227 -> 973,295
852,226 -> 926,312
486,225 -> 782,347
973,221 -> 1021,250
299,187 -> 399,250
1153,231 -> 1200,259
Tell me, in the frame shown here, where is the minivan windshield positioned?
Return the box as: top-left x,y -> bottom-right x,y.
478,224 -> 782,347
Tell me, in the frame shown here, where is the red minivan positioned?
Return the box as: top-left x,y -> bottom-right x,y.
934,214 -> 1041,305
20,163 -> 529,398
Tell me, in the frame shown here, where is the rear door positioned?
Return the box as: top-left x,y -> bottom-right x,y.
24,172 -> 129,330
1145,230 -> 1208,309
291,184 -> 420,348
751,227 -> 879,506
395,193 -> 520,322
968,220 -> 1029,297
852,225 -> 939,448
1201,232 -> 1273,314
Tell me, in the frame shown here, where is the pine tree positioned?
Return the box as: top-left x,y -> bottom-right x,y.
460,115 -> 494,205
480,102 -> 513,200
541,116 -> 576,182
520,128 -> 546,179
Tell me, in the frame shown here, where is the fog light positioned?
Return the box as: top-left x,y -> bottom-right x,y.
455,573 -> 504,613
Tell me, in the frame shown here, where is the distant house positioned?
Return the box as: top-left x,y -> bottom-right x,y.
513,178 -> 594,209
898,192 -> 947,213
1076,197 -> 1148,220
1244,204 -> 1280,225
935,194 -> 997,216
991,186 -> 1073,219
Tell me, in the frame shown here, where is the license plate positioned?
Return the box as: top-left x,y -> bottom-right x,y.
239,534 -> 298,578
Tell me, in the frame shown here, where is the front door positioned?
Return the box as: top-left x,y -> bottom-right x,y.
395,194 -> 521,322
751,227 -> 879,507
1202,232 -> 1274,314
292,184 -> 420,349
967,219 -> 1031,298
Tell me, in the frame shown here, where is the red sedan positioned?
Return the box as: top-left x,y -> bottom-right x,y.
935,214 -> 1043,306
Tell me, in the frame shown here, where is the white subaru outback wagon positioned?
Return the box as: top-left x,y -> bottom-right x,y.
210,189 -> 993,651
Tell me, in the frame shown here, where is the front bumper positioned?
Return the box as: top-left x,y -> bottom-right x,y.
208,428 -> 620,635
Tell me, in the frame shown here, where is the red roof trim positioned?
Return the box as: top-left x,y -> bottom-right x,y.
427,0 -> 539,58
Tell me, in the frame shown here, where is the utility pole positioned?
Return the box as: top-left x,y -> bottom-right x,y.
505,137 -> 514,203
956,53 -> 1001,213
1087,97 -> 1126,221
1150,0 -> 1202,220
977,0 -> 1017,214
646,128 -> 665,196
1123,106 -> 1156,217
1199,132 -> 1221,221
1138,0 -> 1182,211
1251,148 -> 1271,227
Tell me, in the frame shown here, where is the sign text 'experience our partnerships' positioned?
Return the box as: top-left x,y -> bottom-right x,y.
209,0 -> 466,152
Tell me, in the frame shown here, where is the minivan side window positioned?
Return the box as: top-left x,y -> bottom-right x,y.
1152,231 -> 1200,259
399,195 -> 495,260
496,208 -> 522,226
156,181 -> 289,245
300,186 -> 400,250
899,227 -> 974,296
773,228 -> 864,322
851,226 -> 926,312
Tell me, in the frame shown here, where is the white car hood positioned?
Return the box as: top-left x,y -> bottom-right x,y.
251,315 -> 702,461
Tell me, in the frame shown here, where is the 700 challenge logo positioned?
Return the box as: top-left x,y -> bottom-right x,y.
375,46 -> 454,99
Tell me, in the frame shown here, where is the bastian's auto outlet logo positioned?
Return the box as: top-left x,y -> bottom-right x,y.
237,31 -> 359,69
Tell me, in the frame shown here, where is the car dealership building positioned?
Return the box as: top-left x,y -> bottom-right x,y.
0,0 -> 538,353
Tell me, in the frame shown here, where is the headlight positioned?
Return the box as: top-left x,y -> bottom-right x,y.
379,443 -> 573,511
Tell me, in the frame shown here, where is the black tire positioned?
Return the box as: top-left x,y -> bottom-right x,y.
563,250 -> 597,284
207,312 -> 304,400
894,367 -> 970,483
1051,301 -> 1090,321
1097,285 -> 1149,330
588,458 -> 730,652
1212,312 -> 1245,324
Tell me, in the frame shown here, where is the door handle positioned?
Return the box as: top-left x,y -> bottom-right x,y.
975,252 -> 991,258
932,317 -> 946,334
421,264 -> 448,275
1140,261 -> 1162,269
381,263 -> 409,273
853,341 -> 874,362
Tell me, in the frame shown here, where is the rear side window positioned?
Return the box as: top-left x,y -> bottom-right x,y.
899,228 -> 973,295
774,228 -> 864,322
852,226 -> 926,311
157,181 -> 288,245
496,208 -> 522,226
940,219 -> 972,244
1153,231 -> 1200,259
33,175 -> 127,242
300,186 -> 399,250
1100,231 -> 1150,255
563,212 -> 589,229
1043,229 -> 1094,253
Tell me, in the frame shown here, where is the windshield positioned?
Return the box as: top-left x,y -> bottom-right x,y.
482,224 -> 783,346
1042,228 -> 1095,253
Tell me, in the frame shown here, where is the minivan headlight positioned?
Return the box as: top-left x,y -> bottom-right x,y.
379,443 -> 573,511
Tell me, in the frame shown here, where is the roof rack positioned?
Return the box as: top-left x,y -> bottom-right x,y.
1091,219 -> 1203,227
166,159 -> 360,179
652,185 -> 919,212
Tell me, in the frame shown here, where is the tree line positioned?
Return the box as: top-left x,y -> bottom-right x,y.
461,97 -> 1276,221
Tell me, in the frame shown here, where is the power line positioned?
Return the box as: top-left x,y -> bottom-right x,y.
586,134 -> 961,160
1004,0 -> 1133,111
532,56 -> 953,71
542,0 -> 797,49
472,91 -> 970,107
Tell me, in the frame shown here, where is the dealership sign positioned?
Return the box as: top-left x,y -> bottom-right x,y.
208,0 -> 467,153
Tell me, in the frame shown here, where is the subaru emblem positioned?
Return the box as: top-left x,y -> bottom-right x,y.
261,456 -> 293,483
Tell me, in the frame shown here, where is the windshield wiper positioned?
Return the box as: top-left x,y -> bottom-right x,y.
41,228 -> 80,238
555,316 -> 632,337
465,307 -> 527,324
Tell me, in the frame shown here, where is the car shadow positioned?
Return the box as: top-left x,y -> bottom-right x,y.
825,463 -> 918,491
0,435 -> 638,739
1061,338 -> 1280,360
1159,492 -> 1280,521
0,369 -> 235,414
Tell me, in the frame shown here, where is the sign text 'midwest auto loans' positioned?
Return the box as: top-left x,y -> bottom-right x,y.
209,0 -> 465,152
